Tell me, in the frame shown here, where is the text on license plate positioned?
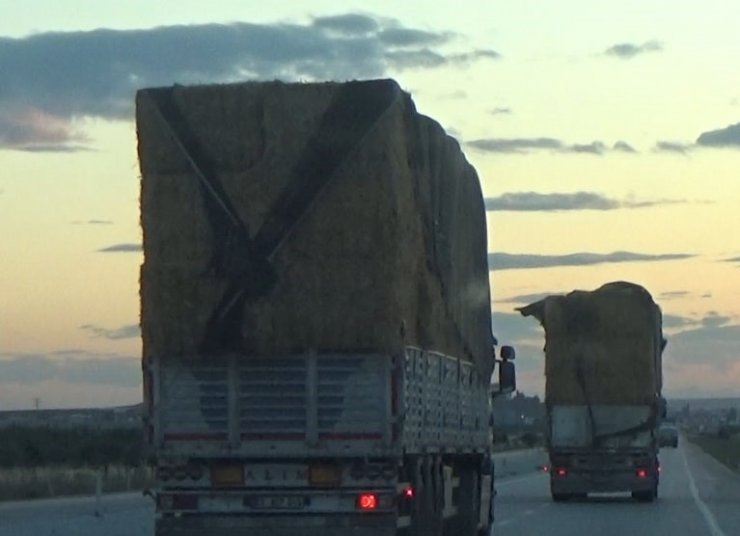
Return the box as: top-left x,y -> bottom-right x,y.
251,496 -> 306,509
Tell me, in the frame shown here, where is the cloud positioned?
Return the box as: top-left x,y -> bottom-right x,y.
568,141 -> 607,155
449,49 -> 501,62
492,312 -> 544,341
468,137 -> 563,153
666,324 -> 740,367
468,137 -> 635,155
696,122 -> 740,148
0,353 -> 140,388
484,192 -> 685,212
0,106 -> 90,152
379,27 -> 448,47
311,14 -> 379,35
605,41 -> 662,59
386,48 -> 447,69
659,290 -> 690,300
701,311 -> 733,329
613,140 -> 638,153
97,243 -> 142,252
498,292 -> 560,305
654,141 -> 693,154
80,324 -> 140,340
0,15 -> 493,151
662,314 -> 697,329
488,251 -> 693,271
491,107 -> 512,115
723,256 -> 740,263
72,219 -> 114,225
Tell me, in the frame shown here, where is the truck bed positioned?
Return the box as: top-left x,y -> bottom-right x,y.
145,347 -> 491,459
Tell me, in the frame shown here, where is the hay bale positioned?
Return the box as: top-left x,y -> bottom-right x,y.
138,79 -> 494,378
519,282 -> 663,405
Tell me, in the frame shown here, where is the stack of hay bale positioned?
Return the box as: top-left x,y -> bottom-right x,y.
137,79 -> 494,378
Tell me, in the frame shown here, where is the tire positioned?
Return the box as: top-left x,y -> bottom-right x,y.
551,492 -> 570,502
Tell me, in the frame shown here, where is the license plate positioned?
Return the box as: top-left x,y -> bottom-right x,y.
251,496 -> 306,509
211,463 -> 244,488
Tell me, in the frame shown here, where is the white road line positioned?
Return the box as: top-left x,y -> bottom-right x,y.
681,445 -> 726,536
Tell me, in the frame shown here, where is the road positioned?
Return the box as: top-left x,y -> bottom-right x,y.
494,437 -> 740,536
1,439 -> 738,535
0,492 -> 152,536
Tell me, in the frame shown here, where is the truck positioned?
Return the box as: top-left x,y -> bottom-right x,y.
518,282 -> 665,503
137,78 -> 516,535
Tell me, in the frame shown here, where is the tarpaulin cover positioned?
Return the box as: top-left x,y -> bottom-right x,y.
137,79 -> 494,378
518,282 -> 663,405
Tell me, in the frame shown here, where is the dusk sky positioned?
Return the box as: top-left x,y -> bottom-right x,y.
1,0 -> 738,408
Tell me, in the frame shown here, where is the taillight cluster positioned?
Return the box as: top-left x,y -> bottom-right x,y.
355,492 -> 395,511
554,467 -> 568,477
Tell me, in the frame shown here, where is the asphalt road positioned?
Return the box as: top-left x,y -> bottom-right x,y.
493,437 -> 740,536
1,440 -> 737,536
0,492 -> 153,536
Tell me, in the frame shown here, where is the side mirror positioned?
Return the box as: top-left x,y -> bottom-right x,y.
500,345 -> 516,361
498,360 -> 516,395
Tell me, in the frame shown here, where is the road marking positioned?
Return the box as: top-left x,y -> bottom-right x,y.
681,445 -> 726,536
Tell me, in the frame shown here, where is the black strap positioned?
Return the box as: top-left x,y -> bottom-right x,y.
145,82 -> 398,354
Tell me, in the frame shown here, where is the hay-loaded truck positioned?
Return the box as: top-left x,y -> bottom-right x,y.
137,79 -> 516,536
519,282 -> 665,502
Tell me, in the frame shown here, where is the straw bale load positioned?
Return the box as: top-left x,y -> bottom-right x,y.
518,282 -> 664,405
137,79 -> 494,377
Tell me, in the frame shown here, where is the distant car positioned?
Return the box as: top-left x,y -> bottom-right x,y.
658,424 -> 679,448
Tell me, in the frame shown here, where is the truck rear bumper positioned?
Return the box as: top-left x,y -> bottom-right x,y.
155,514 -> 398,536
551,472 -> 656,494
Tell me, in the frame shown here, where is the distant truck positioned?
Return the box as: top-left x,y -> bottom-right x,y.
137,79 -> 515,536
519,282 -> 665,502
658,423 -> 679,448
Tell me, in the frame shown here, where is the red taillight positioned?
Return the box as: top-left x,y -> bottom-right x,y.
636,468 -> 648,479
357,493 -> 378,510
403,487 -> 414,499
555,467 -> 568,477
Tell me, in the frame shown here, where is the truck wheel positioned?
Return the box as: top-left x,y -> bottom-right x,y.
454,459 -> 480,536
551,492 -> 570,502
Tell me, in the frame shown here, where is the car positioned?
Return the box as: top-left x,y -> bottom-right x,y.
658,424 -> 679,448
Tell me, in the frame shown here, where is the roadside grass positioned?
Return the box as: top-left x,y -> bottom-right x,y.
688,434 -> 740,473
0,465 -> 154,502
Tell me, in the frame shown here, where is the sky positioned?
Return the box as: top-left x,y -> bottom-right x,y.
1,0 -> 739,409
